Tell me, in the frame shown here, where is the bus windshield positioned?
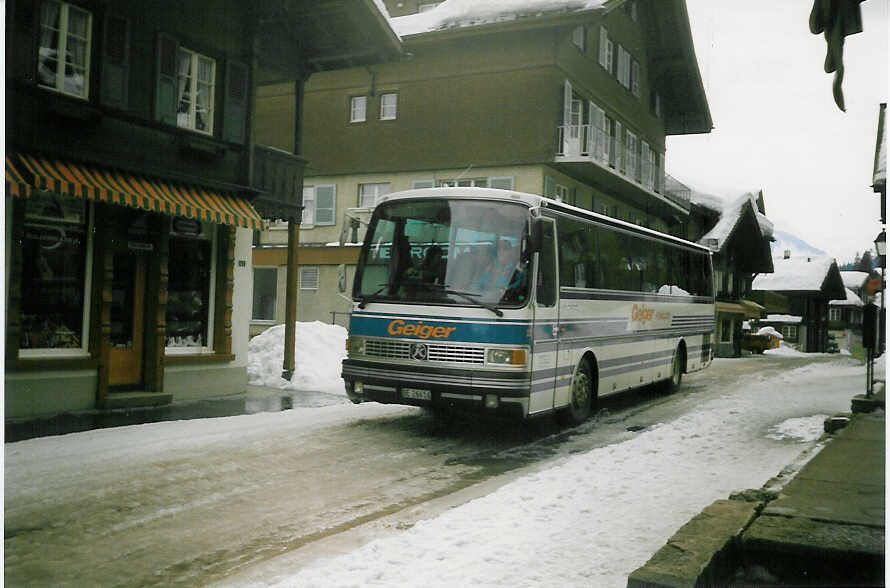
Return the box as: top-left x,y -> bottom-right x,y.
355,199 -> 531,309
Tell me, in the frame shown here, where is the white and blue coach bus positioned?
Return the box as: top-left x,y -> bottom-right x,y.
341,188 -> 714,424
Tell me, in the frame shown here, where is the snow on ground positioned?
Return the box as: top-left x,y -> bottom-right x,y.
764,343 -> 810,357
247,322 -> 347,394
230,358 -> 865,588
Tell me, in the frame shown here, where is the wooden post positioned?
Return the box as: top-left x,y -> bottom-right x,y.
282,220 -> 299,379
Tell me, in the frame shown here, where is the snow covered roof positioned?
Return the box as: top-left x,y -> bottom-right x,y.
391,0 -> 607,36
840,270 -> 870,289
829,287 -> 865,307
698,192 -> 773,252
752,255 -> 845,299
763,314 -> 802,324
689,189 -> 725,214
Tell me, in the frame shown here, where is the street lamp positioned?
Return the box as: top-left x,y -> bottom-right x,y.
875,229 -> 886,267
867,229 -> 886,398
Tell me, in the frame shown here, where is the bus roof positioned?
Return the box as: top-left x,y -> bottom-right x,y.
377,187 -> 711,254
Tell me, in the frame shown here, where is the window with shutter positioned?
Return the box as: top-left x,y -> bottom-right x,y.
101,14 -> 129,108
598,27 -> 612,73
412,179 -> 435,189
631,60 -> 641,98
613,121 -> 622,170
314,185 -> 336,225
38,2 -> 92,99
641,140 -> 651,188
571,26 -> 585,52
617,46 -> 630,88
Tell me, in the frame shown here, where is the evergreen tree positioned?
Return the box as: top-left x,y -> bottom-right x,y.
857,250 -> 874,273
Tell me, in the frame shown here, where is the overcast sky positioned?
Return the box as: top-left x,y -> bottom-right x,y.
667,0 -> 888,263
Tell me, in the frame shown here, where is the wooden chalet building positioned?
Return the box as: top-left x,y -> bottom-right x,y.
752,255 -> 846,352
5,0 -> 399,419
687,188 -> 773,357
251,0 -> 713,328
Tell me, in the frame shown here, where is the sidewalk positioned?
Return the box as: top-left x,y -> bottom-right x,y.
4,385 -> 348,443
628,382 -> 885,587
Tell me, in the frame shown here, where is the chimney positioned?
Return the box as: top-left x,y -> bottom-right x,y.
784,249 -> 791,259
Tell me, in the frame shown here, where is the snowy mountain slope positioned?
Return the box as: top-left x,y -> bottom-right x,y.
770,230 -> 826,260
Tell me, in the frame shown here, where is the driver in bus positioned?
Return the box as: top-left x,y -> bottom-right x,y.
475,239 -> 526,299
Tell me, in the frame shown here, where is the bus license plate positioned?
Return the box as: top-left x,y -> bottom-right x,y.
402,388 -> 431,401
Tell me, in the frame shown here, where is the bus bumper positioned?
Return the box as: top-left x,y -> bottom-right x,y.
342,359 -> 530,419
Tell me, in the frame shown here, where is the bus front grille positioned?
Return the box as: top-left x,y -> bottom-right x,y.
364,339 -> 485,365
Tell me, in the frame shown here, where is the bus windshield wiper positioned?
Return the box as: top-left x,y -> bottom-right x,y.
411,282 -> 503,317
356,284 -> 389,309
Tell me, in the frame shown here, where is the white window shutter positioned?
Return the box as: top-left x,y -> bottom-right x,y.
413,179 -> 434,189
301,186 -> 315,226
563,80 -> 573,127
641,140 -> 650,188
613,121 -> 623,170
599,27 -> 610,71
489,176 -> 514,190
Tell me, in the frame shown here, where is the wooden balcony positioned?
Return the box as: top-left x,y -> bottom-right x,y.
251,145 -> 307,222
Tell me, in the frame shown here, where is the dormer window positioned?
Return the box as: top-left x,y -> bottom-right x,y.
38,1 -> 92,99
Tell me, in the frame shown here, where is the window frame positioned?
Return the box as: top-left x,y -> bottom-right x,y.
165,223 -> 218,355
350,95 -> 367,123
358,182 -> 391,209
175,47 -> 216,135
37,1 -> 93,100
251,266 -> 278,322
18,198 -> 94,358
379,92 -> 398,120
571,25 -> 585,52
617,45 -> 631,89
598,26 -> 613,73
631,59 -> 641,98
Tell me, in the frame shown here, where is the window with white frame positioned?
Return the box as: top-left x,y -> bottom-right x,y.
380,93 -> 398,120
571,26 -> 585,52
631,60 -> 641,98
829,307 -> 841,321
781,325 -> 799,342
359,182 -> 390,208
252,267 -> 277,321
299,266 -> 320,290
174,48 -> 215,134
350,96 -> 367,122
38,1 -> 92,99
612,120 -> 622,170
437,178 -> 488,188
617,45 -> 631,88
598,27 -> 613,73
302,184 -> 336,227
555,184 -> 569,202
413,179 -> 435,189
641,140 -> 652,189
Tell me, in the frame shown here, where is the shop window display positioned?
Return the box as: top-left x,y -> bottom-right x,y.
20,193 -> 88,350
166,222 -> 215,349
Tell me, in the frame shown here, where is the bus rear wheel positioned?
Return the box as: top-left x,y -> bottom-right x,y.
663,345 -> 684,393
560,360 -> 595,426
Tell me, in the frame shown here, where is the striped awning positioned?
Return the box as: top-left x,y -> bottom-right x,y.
6,155 -> 32,198
10,153 -> 265,230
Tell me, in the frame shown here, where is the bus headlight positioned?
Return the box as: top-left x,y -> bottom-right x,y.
349,336 -> 366,356
487,348 -> 527,366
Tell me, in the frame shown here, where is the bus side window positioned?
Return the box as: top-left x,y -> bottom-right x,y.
537,218 -> 557,306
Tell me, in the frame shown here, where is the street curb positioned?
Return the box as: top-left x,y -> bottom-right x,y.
626,499 -> 760,588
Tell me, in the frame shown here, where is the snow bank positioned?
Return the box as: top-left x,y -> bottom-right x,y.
247,322 -> 347,394
756,326 -> 783,339
766,415 -> 828,442
764,343 -> 808,357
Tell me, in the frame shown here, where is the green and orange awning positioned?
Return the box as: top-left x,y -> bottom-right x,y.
7,153 -> 266,230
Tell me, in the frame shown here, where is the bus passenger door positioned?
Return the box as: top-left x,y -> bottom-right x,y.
529,217 -> 559,414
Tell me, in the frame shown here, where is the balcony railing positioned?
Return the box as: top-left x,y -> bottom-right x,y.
251,145 -> 307,222
556,124 -> 664,195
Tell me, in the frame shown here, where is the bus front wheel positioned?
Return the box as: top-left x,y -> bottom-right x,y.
560,360 -> 596,426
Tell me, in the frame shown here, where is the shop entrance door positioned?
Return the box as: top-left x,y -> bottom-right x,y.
109,250 -> 147,387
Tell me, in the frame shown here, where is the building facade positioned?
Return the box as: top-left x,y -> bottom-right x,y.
5,0 -> 399,418
251,0 -> 712,330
